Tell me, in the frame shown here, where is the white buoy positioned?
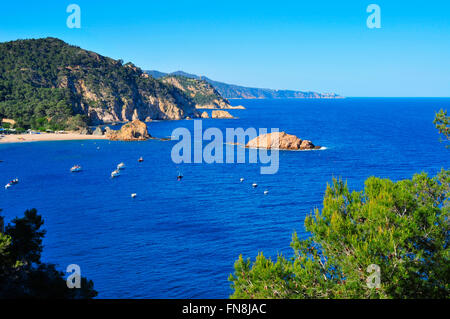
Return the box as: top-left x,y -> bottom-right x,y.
252,183 -> 258,188
131,193 -> 137,198
240,178 -> 244,182
264,190 -> 269,195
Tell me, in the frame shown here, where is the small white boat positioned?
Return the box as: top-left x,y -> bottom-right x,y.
240,178 -> 244,182
70,165 -> 82,172
252,183 -> 258,188
264,190 -> 269,195
117,162 -> 126,170
5,183 -> 11,189
111,170 -> 120,178
138,157 -> 144,162
131,193 -> 137,198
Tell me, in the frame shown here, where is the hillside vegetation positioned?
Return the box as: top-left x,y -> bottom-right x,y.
161,75 -> 231,109
0,38 -> 199,130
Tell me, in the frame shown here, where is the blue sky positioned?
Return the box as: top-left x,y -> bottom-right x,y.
0,0 -> 449,97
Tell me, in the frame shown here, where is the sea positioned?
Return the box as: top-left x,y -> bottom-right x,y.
0,98 -> 449,298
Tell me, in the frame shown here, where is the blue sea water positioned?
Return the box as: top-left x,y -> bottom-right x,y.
0,98 -> 449,298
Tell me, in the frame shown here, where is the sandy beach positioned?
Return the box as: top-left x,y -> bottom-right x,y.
0,132 -> 107,143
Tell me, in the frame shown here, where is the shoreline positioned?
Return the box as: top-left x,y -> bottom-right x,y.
227,96 -> 345,100
0,133 -> 107,144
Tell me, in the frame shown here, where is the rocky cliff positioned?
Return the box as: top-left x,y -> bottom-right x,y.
0,38 -> 200,130
161,75 -> 232,109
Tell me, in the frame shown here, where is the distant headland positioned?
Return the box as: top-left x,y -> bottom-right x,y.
146,70 -> 343,100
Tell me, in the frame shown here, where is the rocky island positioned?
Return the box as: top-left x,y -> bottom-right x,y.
201,111 -> 209,119
106,120 -> 150,141
211,110 -> 234,119
246,132 -> 321,150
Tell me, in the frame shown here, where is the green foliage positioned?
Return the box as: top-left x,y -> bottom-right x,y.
229,170 -> 450,299
434,109 -> 449,148
0,209 -> 97,298
0,38 -> 81,129
5,209 -> 45,264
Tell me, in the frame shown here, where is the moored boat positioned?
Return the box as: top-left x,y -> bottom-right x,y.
70,165 -> 82,172
111,170 -> 120,178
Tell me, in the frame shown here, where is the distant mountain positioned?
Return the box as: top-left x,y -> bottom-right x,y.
146,70 -> 342,99
0,38 -> 200,130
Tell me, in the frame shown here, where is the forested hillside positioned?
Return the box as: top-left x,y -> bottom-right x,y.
0,38 -> 199,130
